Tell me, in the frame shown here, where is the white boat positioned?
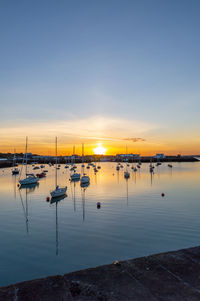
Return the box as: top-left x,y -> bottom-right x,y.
20,175 -> 39,185
12,151 -> 19,175
80,175 -> 90,184
50,137 -> 67,198
51,185 -> 67,198
71,172 -> 81,181
124,162 -> 130,178
19,137 -> 39,186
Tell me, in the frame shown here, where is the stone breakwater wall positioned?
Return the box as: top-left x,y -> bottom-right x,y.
1,246 -> 200,300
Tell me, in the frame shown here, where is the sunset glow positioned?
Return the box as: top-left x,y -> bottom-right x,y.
93,143 -> 106,155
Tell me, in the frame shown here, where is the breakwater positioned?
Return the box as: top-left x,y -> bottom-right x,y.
1,246 -> 200,300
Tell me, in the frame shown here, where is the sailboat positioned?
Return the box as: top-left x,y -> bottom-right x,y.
19,137 -> 39,185
124,145 -> 130,178
81,143 -> 85,167
50,137 -> 67,198
80,143 -> 90,184
70,145 -> 80,181
12,150 -> 19,175
80,174 -> 90,185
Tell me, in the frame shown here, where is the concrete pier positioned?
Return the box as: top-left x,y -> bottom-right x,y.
1,246 -> 200,300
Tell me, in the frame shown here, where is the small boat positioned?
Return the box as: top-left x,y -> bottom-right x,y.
150,166 -> 154,173
134,168 -> 137,172
65,164 -> 69,169
168,164 -> 173,168
33,166 -> 40,170
116,166 -> 120,171
97,166 -> 101,169
20,175 -> 39,185
12,152 -> 19,175
36,172 -> 46,178
86,165 -> 90,169
80,175 -> 90,184
51,185 -> 67,198
12,167 -> 19,175
124,171 -> 130,179
19,137 -> 39,186
71,172 -> 81,181
40,165 -> 45,168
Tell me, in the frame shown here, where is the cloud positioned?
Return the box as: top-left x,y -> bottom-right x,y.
124,138 -> 146,143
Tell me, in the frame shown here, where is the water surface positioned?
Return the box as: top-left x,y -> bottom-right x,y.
0,162 -> 200,286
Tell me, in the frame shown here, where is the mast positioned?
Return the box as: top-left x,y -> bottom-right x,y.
126,144 -> 128,172
13,148 -> 16,168
55,137 -> 57,187
73,145 -> 75,165
56,201 -> 58,255
25,137 -> 28,178
82,143 -> 84,163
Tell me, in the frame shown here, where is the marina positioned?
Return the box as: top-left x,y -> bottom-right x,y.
0,161 -> 200,287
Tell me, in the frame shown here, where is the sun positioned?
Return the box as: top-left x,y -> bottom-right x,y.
93,143 -> 106,155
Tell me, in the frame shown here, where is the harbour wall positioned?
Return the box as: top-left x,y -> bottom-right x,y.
1,245 -> 200,300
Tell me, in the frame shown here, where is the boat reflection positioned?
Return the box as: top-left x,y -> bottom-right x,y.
81,182 -> 89,221
50,194 -> 67,256
19,188 -> 30,234
70,181 -> 77,211
125,178 -> 129,206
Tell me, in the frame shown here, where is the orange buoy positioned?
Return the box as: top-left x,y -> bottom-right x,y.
46,196 -> 50,202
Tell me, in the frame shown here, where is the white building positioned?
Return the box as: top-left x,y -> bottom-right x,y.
154,154 -> 165,159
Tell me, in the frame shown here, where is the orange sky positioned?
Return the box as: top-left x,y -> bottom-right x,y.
0,117 -> 199,156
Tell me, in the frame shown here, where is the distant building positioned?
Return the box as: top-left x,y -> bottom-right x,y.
154,154 -> 166,159
116,154 -> 140,161
24,153 -> 33,159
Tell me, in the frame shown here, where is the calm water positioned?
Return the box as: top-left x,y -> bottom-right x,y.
0,162 -> 200,286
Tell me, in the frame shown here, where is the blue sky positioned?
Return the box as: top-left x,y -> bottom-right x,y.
0,0 -> 200,154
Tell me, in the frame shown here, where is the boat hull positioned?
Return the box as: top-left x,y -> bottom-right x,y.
19,177 -> 39,185
50,187 -> 67,198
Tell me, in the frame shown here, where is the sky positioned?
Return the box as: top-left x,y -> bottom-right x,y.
0,0 -> 200,155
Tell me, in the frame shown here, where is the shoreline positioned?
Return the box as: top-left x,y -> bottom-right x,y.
0,157 -> 199,169
1,245 -> 200,300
